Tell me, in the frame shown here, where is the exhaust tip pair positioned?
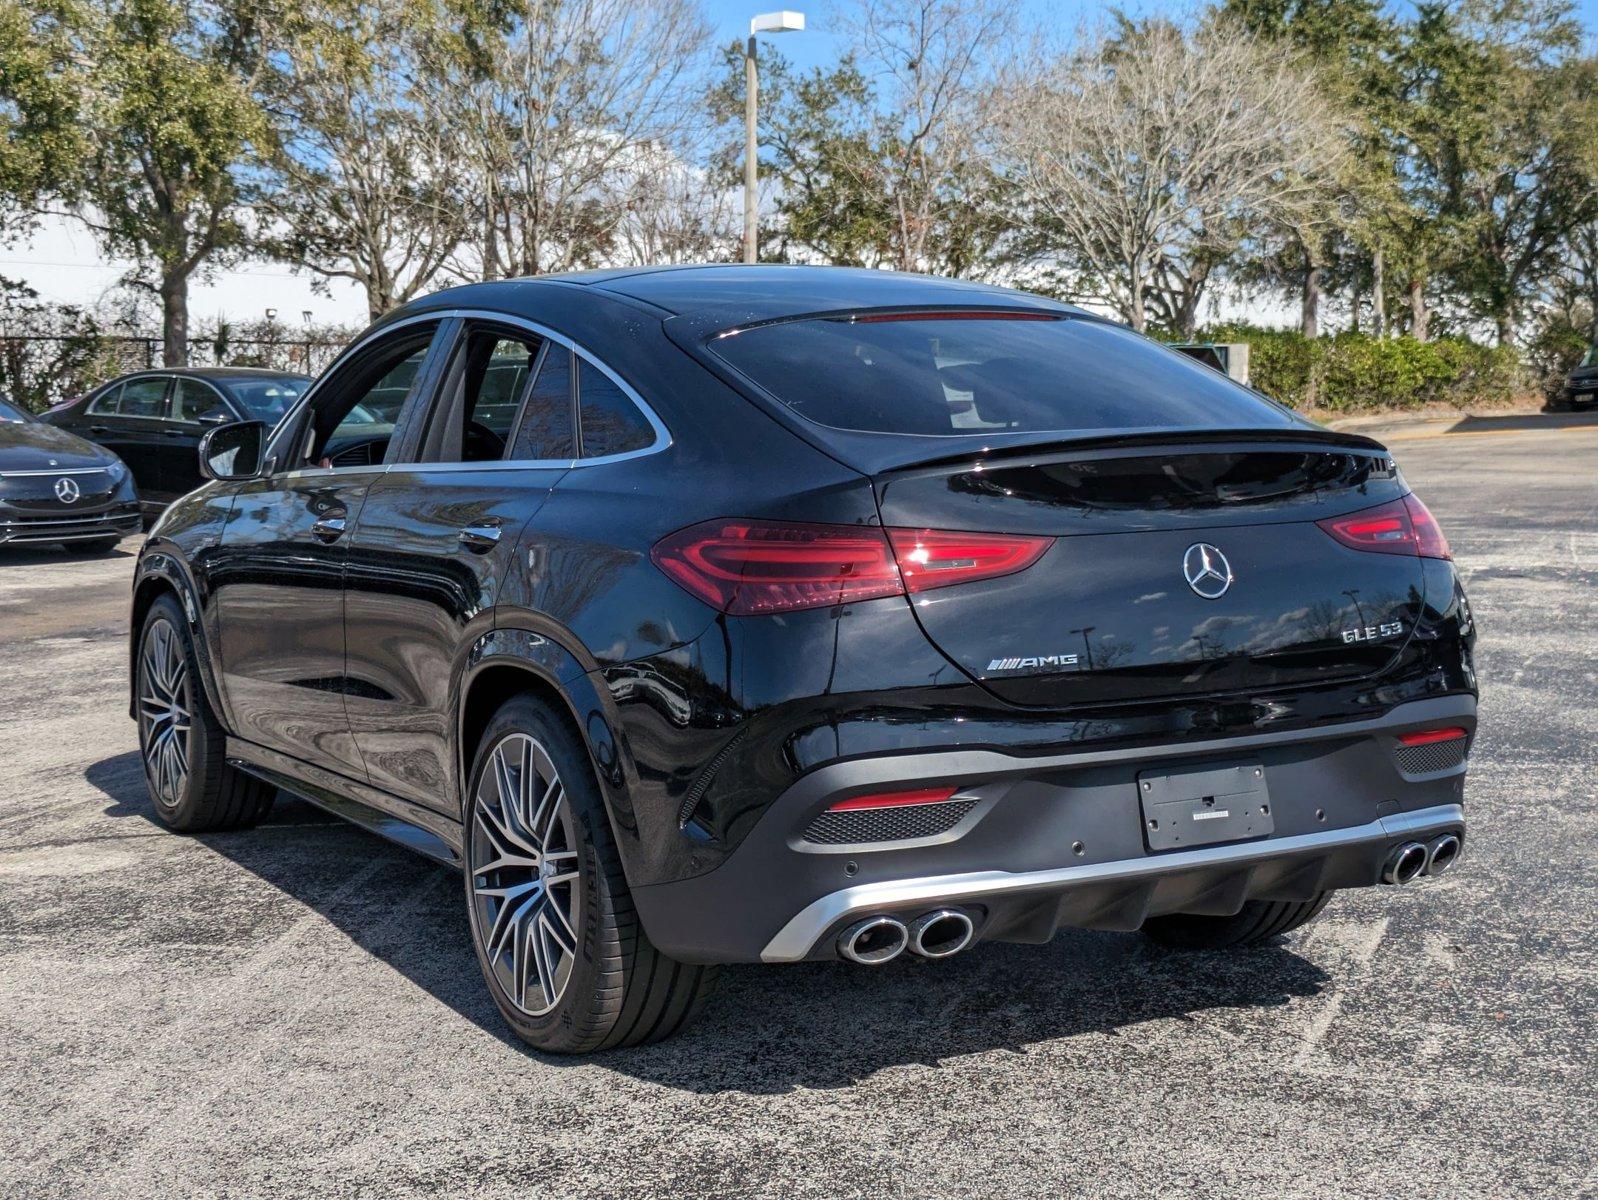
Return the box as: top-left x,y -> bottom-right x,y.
1383,833 -> 1462,885
837,909 -> 975,964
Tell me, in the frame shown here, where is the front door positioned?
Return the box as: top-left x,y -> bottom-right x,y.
344,323 -> 573,813
209,323 -> 448,776
84,375 -> 171,501
164,378 -> 237,499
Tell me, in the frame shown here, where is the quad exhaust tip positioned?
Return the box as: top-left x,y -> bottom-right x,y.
1426,833 -> 1462,876
837,915 -> 909,965
1383,841 -> 1429,885
908,909 -> 975,959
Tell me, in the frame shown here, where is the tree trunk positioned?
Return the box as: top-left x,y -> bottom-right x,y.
1301,251 -> 1322,339
1372,248 -> 1386,339
159,271 -> 190,368
1407,278 -> 1429,342
1495,310 -> 1516,347
1127,268 -> 1146,333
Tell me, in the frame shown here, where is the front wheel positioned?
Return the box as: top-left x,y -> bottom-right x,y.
136,594 -> 274,831
464,694 -> 717,1053
1140,893 -> 1333,950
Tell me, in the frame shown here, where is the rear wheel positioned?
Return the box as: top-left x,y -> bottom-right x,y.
1139,893 -> 1333,950
464,694 -> 717,1053
136,594 -> 274,831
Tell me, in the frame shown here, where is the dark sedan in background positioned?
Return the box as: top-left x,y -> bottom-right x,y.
44,367 -> 310,512
1555,345 -> 1598,409
0,394 -> 141,551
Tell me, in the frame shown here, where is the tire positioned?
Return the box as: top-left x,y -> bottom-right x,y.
135,594 -> 275,832
463,693 -> 717,1054
1139,892 -> 1334,951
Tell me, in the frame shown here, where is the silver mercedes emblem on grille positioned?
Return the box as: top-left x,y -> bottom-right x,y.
1182,543 -> 1233,599
54,477 -> 80,504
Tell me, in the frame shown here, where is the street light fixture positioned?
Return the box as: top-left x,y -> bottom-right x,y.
744,10 -> 805,264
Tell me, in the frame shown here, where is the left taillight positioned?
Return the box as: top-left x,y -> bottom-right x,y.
1316,494 -> 1452,560
650,519 -> 1053,616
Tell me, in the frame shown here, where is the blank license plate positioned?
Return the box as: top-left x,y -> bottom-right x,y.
1138,760 -> 1274,851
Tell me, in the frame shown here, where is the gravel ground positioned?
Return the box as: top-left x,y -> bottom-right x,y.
2,419 -> 1594,1199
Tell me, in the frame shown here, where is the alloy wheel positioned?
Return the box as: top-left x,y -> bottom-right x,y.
469,733 -> 582,1017
138,617 -> 191,808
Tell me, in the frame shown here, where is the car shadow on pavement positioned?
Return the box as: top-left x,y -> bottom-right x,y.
1,543 -> 134,565
88,749 -> 1331,1094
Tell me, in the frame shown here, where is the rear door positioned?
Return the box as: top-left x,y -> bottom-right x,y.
343,320 -> 572,813
82,375 -> 171,499
210,323 -> 448,775
164,378 -> 239,498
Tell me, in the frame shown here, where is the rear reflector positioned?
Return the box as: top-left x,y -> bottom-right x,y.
826,786 -> 960,812
1397,727 -> 1468,746
1316,494 -> 1452,560
651,519 -> 1053,615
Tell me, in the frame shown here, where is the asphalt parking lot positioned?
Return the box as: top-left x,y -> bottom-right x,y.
2,417 -> 1595,1199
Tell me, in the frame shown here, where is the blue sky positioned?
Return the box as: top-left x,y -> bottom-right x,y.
702,0 -> 1598,72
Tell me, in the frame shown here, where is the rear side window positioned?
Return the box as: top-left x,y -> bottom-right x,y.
708,314 -> 1297,436
118,377 -> 169,419
577,359 -> 654,458
88,383 -> 123,415
508,345 -> 575,461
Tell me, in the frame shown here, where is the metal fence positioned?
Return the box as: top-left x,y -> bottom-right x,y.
0,334 -> 347,412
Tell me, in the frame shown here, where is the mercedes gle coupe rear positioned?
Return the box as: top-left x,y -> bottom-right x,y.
129,266 -> 1476,1052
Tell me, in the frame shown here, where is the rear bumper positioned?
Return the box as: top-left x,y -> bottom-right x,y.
632,693 -> 1474,964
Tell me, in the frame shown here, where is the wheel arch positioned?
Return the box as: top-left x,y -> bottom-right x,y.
457,629 -> 643,881
129,551 -> 227,725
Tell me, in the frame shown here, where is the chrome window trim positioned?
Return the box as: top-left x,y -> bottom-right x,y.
266,308 -> 671,475
0,467 -> 112,478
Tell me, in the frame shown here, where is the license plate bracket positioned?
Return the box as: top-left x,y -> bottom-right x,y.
1138,760 -> 1273,851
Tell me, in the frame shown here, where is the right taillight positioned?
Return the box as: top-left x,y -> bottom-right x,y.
1317,495 -> 1452,560
650,519 -> 1053,615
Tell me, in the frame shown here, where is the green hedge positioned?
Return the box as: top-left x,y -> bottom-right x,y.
1188,324 -> 1526,412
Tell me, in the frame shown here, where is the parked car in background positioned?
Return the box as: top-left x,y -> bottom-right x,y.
128,266 -> 1476,1054
1554,345 -> 1598,409
43,368 -> 310,512
0,393 -> 141,552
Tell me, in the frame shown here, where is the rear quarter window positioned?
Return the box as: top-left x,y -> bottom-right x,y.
708,314 -> 1296,436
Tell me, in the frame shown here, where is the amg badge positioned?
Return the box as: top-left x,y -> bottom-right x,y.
986,653 -> 1080,673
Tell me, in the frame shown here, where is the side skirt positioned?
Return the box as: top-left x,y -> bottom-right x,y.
226,737 -> 464,868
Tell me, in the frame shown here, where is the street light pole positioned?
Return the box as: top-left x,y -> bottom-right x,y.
743,11 -> 805,265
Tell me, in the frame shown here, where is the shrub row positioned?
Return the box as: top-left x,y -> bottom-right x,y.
1188,324 -> 1528,412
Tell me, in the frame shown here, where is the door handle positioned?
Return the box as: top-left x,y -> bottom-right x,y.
458,522 -> 502,552
310,516 -> 347,543
162,429 -> 191,439
90,425 -> 112,435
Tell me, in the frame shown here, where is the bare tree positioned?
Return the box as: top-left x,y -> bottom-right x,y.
991,19 -> 1348,335
430,0 -> 712,280
262,0 -> 469,320
608,145 -> 738,266
830,0 -> 1013,275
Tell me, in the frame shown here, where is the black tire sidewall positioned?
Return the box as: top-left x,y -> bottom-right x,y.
463,694 -> 621,1053
137,595 -> 218,828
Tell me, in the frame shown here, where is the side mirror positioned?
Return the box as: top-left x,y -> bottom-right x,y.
198,420 -> 266,482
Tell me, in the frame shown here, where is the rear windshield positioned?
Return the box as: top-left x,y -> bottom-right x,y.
708,314 -> 1295,436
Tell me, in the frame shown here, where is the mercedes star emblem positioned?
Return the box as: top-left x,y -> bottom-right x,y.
1182,542 -> 1233,599
54,477 -> 81,504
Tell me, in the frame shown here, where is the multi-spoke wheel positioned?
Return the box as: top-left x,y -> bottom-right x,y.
135,594 -> 273,831
463,693 -> 719,1053
138,615 -> 192,809
469,734 -> 582,1017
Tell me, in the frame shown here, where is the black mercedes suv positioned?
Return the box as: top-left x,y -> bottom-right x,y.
129,266 -> 1476,1053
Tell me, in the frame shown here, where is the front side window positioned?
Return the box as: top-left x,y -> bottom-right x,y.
709,313 -> 1298,437
225,376 -> 308,424
577,359 -> 654,458
118,377 -> 170,419
298,329 -> 438,468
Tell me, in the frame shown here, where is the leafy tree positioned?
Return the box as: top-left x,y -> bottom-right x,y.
260,0 -> 470,320
0,0 -> 86,234
1405,0 -> 1598,345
